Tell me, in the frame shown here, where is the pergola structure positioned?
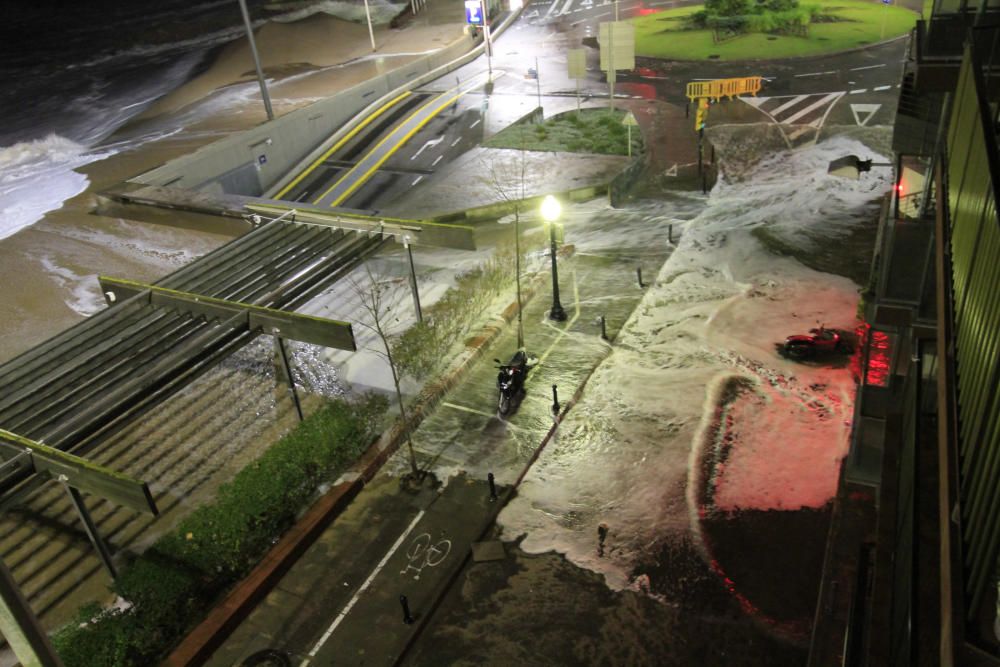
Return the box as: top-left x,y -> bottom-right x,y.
0,207 -> 475,666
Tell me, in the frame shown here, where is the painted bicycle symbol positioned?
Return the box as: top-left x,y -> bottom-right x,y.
400,532 -> 451,580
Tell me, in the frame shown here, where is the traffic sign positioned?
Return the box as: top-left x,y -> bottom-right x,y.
465,0 -> 483,24
598,21 -> 635,72
621,111 -> 638,126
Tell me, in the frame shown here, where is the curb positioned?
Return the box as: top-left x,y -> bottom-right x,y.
632,32 -> 911,66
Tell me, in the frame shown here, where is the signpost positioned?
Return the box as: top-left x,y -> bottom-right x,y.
465,0 -> 493,75
621,110 -> 638,157
881,0 -> 890,40
567,48 -> 586,114
598,21 -> 634,111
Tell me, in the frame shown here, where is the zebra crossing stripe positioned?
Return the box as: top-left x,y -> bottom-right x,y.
782,92 -> 843,124
769,95 -> 810,116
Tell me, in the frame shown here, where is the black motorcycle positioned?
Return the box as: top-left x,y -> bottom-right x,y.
494,350 -> 528,416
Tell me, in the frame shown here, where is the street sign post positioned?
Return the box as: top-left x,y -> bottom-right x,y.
598,21 -> 634,111
567,48 -> 586,114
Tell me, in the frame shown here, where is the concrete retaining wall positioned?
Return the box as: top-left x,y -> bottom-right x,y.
131,10 -> 522,199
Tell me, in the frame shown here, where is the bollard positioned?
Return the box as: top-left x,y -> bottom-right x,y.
668,224 -> 673,244
598,523 -> 609,557
600,315 -> 608,341
636,266 -> 644,288
400,594 -> 414,625
488,472 -> 497,502
685,101 -> 689,118
551,384 -> 560,415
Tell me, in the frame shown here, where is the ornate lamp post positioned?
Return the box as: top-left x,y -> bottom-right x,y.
540,195 -> 567,321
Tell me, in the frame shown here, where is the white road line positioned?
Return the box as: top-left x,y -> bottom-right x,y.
794,71 -> 836,77
441,401 -> 530,431
544,0 -> 562,17
300,510 -> 426,665
557,0 -> 575,14
782,92 -> 842,124
769,95 -> 810,116
849,88 -> 867,94
432,155 -> 444,166
469,119 -> 481,128
873,85 -> 891,91
412,176 -> 423,186
850,63 -> 885,71
451,138 -> 461,146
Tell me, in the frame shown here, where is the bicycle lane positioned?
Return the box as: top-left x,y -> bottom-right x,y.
299,472 -> 503,666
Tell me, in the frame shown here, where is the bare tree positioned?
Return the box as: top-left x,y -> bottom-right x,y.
482,148 -> 530,350
349,263 -> 420,478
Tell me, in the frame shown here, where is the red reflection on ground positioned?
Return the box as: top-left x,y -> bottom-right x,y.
621,82 -> 657,99
865,329 -> 891,387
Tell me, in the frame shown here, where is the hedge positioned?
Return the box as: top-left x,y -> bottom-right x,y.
52,393 -> 388,667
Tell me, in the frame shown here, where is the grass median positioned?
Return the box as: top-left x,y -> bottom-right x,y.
633,0 -> 918,61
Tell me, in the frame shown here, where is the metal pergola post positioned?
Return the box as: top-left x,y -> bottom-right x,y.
62,479 -> 117,580
0,558 -> 63,667
275,337 -> 304,422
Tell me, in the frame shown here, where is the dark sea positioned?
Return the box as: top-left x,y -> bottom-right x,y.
0,0 -> 406,240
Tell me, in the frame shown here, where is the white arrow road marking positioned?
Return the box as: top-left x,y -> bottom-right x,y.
411,136 -> 443,160
850,103 -> 881,126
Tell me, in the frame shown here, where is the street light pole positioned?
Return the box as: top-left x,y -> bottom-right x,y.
515,211 -> 524,348
237,0 -> 274,122
480,0 -> 493,76
541,195 -> 567,321
363,0 -> 377,51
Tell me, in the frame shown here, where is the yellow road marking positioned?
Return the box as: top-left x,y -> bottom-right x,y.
274,91 -> 412,200
320,73 -> 498,207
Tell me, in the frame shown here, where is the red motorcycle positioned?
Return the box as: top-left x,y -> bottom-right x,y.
782,325 -> 852,359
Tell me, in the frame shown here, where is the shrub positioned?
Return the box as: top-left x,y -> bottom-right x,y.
52,393 -> 387,667
393,241 -> 522,380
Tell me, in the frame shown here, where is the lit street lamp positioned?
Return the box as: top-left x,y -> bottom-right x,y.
540,195 -> 567,321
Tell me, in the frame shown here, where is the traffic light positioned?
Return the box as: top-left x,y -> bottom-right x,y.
694,99 -> 709,132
